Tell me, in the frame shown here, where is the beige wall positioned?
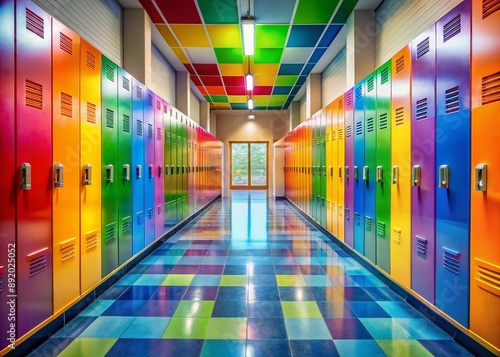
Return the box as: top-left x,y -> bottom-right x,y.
215,111 -> 289,197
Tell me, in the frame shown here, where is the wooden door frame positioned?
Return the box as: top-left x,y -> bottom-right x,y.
229,141 -> 269,189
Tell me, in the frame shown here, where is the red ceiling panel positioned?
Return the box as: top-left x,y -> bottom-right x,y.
226,87 -> 247,95
139,0 -> 164,23
155,0 -> 202,24
254,86 -> 273,95
223,76 -> 246,86
200,75 -> 223,86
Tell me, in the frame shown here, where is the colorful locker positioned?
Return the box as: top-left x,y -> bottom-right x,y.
353,80 -> 366,254
411,26 -> 437,303
80,39 -> 102,293
435,1 -> 471,327
177,115 -> 184,221
182,116 -> 189,219
52,19 -> 81,312
187,120 -> 194,215
337,96 -> 345,242
117,68 -> 133,265
15,0 -> 53,335
175,111 -> 182,222
390,46 -> 412,288
311,114 -> 318,221
101,55 -> 119,277
306,120 -> 312,215
364,70 -> 377,264
154,97 -> 165,238
330,102 -> 339,237
320,110 -> 327,228
0,0 -> 15,350
191,122 -> 198,213
470,0 -> 500,351
164,107 -> 173,230
326,104 -> 333,232
144,89 -> 155,246
344,89 -> 354,248
132,79 -> 145,255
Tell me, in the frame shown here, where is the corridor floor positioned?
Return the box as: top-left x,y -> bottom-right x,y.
30,191 -> 472,357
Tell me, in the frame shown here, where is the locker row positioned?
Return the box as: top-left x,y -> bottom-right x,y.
0,0 -> 222,351
282,0 -> 499,354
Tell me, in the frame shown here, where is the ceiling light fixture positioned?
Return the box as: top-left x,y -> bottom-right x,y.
241,0 -> 254,56
245,73 -> 253,91
247,114 -> 255,120
248,98 -> 254,110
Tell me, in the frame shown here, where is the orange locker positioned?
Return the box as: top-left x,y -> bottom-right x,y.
79,39 -> 102,293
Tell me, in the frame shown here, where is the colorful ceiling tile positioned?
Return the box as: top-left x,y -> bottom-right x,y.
141,0 -> 358,110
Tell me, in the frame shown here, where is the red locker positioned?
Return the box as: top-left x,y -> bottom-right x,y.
15,0 -> 53,336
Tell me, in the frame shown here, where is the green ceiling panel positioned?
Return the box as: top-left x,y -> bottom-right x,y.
332,0 -> 359,23
204,95 -> 211,101
254,48 -> 283,64
269,95 -> 288,106
197,0 -> 239,24
276,75 -> 298,86
255,25 -> 289,48
210,95 -> 229,102
293,0 -> 340,24
214,48 -> 244,64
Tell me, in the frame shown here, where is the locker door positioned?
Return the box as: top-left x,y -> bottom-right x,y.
52,19 -> 81,313
320,110 -> 327,228
163,106 -> 172,230
326,104 -> 333,232
364,71 -> 377,264
306,120 -> 312,215
192,123 -> 198,212
470,0 -> 500,351
144,89 -> 155,246
330,102 -> 339,237
154,97 -> 164,238
390,46 -> 412,288
117,68 -> 133,264
344,89 -> 355,248
16,0 -> 53,336
80,39 -> 102,293
411,26 -> 437,304
338,96 -> 345,242
132,79 -> 145,255
311,114 -> 317,221
353,80 -> 366,254
188,120 -> 193,215
175,112 -> 182,222
182,116 -> 189,219
0,0 -> 15,350
435,1 -> 471,327
101,55 -> 119,277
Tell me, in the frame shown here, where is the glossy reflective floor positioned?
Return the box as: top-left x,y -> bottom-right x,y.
30,191 -> 472,357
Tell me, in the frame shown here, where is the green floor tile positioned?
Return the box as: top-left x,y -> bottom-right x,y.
377,340 -> 433,357
162,317 -> 209,339
281,301 -> 322,318
220,275 -> 248,287
174,300 -> 215,318
205,318 -> 247,339
58,338 -> 117,357
276,275 -> 307,287
161,274 -> 194,286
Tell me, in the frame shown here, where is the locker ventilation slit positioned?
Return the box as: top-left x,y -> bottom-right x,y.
339,129 -> 344,140
106,109 -> 114,128
377,221 -> 386,237
60,32 -> 73,55
396,55 -> 405,73
443,248 -> 461,275
346,125 -> 352,137
475,259 -> 500,295
379,113 -> 388,130
395,107 -> 405,125
392,228 -> 401,243
339,99 -> 344,110
86,51 -> 96,70
338,205 -> 343,217
26,8 -> 44,38
364,216 -> 372,231
381,68 -> 389,84
416,98 -> 428,120
416,236 -> 428,256
137,86 -> 143,99
367,77 -> 374,92
137,120 -> 143,136
85,231 -> 98,251
137,211 -> 144,225
26,80 -> 43,109
122,77 -> 130,91
366,117 -> 374,132
156,101 -> 161,110
147,208 -> 154,219
156,127 -> 162,141
443,15 -> 461,42
481,71 -> 500,105
445,86 -> 460,113
346,92 -> 353,106
482,0 -> 500,19
355,86 -> 362,100
416,37 -> 430,59
87,102 -> 96,123
148,94 -> 153,106
164,104 -> 168,113
123,115 -> 130,133
148,124 -> 153,139
105,222 -> 117,242
105,64 -> 114,82
60,92 -> 73,117
355,121 -> 363,135
60,240 -> 76,262
29,255 -> 47,277
332,131 -> 336,141
354,212 -> 361,226
345,208 -> 350,221
122,216 -> 131,235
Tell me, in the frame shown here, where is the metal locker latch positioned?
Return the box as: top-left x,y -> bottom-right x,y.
438,165 -> 449,189
392,166 -> 399,185
377,166 -> 383,183
54,163 -> 64,188
363,166 -> 369,181
84,164 -> 92,185
177,165 -> 180,175
106,164 -> 114,183
345,166 -> 349,179
158,165 -> 162,178
123,164 -> 130,181
136,165 -> 142,179
353,166 -> 358,180
412,165 -> 421,187
338,166 -> 342,178
475,164 -> 487,192
148,164 -> 154,179
21,163 -> 32,190
329,166 -> 333,177
171,166 -> 175,175
165,165 -> 169,176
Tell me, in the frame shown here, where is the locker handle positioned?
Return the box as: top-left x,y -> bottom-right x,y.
148,164 -> 153,179
171,166 -> 175,175
165,165 -> 169,176
322,166 -> 326,176
363,166 -> 369,181
438,165 -> 449,189
392,166 -> 399,185
84,164 -> 92,185
54,163 -> 64,188
329,166 -> 333,177
106,164 -> 114,183
177,165 -> 180,175
158,165 -> 162,178
376,166 -> 383,183
412,165 -> 421,187
123,164 -> 130,181
475,164 -> 487,192
136,165 -> 142,179
338,166 -> 342,178
353,166 -> 358,180
21,163 -> 32,190
345,166 -> 349,179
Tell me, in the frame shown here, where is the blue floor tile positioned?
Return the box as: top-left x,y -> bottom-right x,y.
334,340 -> 386,357
151,286 -> 187,300
101,300 -> 148,316
396,318 -> 452,340
79,316 -> 135,338
53,317 -> 98,338
79,300 -> 115,317
246,339 -> 292,357
247,318 -> 288,340
316,301 -> 356,318
324,318 -> 373,339
285,318 -> 332,340
152,339 -> 204,357
29,338 -> 74,357
248,286 -> 280,301
217,287 -> 248,301
247,301 -> 284,318
348,301 -> 391,318
201,340 -> 246,357
290,340 -> 340,357
212,300 -> 247,317
118,286 -> 159,300
191,274 -> 221,286
279,287 -> 314,301
120,317 -> 170,339
138,300 -> 180,317
418,340 -> 474,357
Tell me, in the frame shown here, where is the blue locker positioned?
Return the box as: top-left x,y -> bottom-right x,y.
143,88 -> 155,246
132,79 -> 145,255
435,1 -> 471,327
353,80 -> 365,254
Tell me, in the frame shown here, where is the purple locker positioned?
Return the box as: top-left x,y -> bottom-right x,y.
411,25 -> 437,304
144,89 -> 155,246
154,97 -> 165,239
15,0 -> 53,336
0,0 -> 15,350
344,88 -> 355,247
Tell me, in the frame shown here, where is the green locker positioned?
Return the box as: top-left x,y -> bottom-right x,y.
176,112 -> 183,222
320,110 -> 327,227
375,60 -> 392,273
182,116 -> 189,219
117,68 -> 133,265
101,55 -> 119,276
164,105 -> 172,230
